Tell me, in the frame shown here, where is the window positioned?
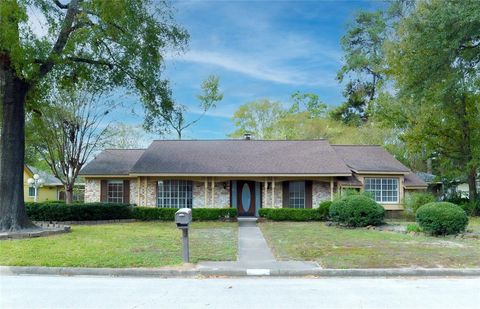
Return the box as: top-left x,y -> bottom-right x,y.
289,181 -> 305,209
107,180 -> 124,203
364,178 -> 399,203
28,187 -> 35,197
157,180 -> 192,208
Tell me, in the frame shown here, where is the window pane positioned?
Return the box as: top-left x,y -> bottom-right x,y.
107,180 -> 124,203
289,181 -> 305,209
157,180 -> 193,208
364,178 -> 399,203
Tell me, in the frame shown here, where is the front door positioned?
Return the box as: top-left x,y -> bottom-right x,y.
237,180 -> 256,216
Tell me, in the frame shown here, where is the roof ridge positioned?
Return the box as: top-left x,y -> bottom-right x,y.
331,144 -> 382,147
103,148 -> 146,150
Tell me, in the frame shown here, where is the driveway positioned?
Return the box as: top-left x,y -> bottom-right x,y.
1,275 -> 479,309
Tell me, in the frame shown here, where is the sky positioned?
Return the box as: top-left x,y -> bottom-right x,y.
98,1 -> 382,140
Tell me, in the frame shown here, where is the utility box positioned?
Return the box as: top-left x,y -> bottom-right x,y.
175,208 -> 192,228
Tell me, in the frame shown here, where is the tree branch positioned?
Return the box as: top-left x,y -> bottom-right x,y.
53,0 -> 69,9
66,56 -> 114,69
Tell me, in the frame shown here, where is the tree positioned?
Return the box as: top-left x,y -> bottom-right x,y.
229,99 -> 284,139
332,10 -> 387,125
145,75 -> 223,139
0,0 -> 188,231
105,123 -> 152,149
34,89 -> 112,204
289,91 -> 327,118
384,0 -> 480,201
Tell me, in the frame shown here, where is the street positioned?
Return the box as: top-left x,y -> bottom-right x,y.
1,275 -> 479,309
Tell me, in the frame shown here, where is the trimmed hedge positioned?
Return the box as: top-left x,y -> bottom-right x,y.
416,202 -> 468,235
25,202 -> 132,221
26,202 -> 237,222
259,208 -> 321,221
132,207 -> 237,221
329,195 -> 385,227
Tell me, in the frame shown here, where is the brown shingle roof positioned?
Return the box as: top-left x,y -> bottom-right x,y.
332,145 -> 410,173
80,149 -> 145,175
404,172 -> 428,188
130,140 -> 352,175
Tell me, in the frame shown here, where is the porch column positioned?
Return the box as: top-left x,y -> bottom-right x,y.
204,178 -> 208,207
330,177 -> 334,201
137,177 -> 141,205
271,177 -> 275,207
211,178 -> 215,207
144,177 -> 148,206
264,179 -> 268,208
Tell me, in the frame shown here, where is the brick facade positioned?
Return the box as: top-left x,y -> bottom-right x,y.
84,178 -> 333,208
85,179 -> 100,203
312,181 -> 331,208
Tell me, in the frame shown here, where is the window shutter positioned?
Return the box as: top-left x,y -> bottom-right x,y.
100,180 -> 107,202
305,180 -> 312,209
282,181 -> 289,208
123,180 -> 130,204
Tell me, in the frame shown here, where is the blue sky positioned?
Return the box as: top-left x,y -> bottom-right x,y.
115,0 -> 381,139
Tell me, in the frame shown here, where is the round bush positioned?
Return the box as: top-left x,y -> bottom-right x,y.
416,202 -> 468,235
329,195 -> 385,227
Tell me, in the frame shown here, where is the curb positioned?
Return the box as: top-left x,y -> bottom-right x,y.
1,266 -> 480,278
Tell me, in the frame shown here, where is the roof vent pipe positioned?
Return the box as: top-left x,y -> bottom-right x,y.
244,133 -> 252,140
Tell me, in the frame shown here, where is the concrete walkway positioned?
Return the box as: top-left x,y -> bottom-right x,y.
198,218 -> 319,272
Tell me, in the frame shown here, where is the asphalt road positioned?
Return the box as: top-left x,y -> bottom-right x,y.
1,275 -> 479,309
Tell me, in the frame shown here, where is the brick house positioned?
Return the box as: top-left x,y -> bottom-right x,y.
79,139 -> 427,216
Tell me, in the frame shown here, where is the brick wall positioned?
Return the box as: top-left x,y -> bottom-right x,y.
85,179 -> 100,203
312,181 -> 331,208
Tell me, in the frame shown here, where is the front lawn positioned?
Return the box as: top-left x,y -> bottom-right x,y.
260,222 -> 480,268
0,222 -> 237,268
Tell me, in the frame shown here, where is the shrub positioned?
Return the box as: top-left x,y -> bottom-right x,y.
25,202 -> 133,221
259,208 -> 321,221
416,202 -> 468,235
329,195 -> 385,227
132,207 -> 237,221
318,201 -> 332,220
191,208 -> 237,221
404,192 -> 436,215
406,223 -> 422,233
132,207 -> 177,221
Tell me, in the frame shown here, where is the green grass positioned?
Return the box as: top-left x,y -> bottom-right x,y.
468,217 -> 480,233
0,222 -> 237,268
260,222 -> 480,269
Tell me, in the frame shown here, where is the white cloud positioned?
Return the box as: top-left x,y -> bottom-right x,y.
173,50 -> 337,87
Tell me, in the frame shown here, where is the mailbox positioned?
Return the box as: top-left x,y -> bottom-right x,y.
175,208 -> 192,263
175,208 -> 192,228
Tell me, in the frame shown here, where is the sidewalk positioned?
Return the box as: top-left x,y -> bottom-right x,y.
197,218 -> 320,274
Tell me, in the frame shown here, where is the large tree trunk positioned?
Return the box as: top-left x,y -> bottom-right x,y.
65,184 -> 74,204
0,55 -> 35,231
467,166 -> 478,202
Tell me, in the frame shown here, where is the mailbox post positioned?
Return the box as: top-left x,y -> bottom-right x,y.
175,208 -> 192,263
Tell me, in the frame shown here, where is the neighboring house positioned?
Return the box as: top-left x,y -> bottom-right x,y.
23,165 -> 85,202
416,172 -> 443,197
79,139 -> 427,215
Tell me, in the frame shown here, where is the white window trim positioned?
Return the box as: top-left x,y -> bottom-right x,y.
364,177 -> 399,204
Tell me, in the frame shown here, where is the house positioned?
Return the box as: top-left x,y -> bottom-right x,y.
24,165 -> 85,202
415,172 -> 443,197
79,139 -> 427,215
